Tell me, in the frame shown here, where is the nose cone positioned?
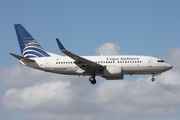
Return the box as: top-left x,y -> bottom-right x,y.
166,63 -> 173,70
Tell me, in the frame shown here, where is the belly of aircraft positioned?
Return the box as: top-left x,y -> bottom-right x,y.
41,65 -> 165,76
122,66 -> 165,74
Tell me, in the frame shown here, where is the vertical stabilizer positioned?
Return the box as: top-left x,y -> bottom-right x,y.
14,24 -> 50,58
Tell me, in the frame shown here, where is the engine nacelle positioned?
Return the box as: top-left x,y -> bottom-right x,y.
103,66 -> 122,76
76,69 -> 85,74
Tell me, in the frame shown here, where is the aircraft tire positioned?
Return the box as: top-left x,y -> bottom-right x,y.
89,76 -> 96,84
151,78 -> 155,82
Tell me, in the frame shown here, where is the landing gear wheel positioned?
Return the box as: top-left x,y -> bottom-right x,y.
151,78 -> 155,82
89,76 -> 96,84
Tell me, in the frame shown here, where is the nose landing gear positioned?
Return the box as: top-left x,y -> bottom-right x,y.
151,74 -> 159,82
151,77 -> 155,82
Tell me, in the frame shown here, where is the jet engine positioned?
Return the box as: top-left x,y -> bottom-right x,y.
102,66 -> 123,80
103,66 -> 122,76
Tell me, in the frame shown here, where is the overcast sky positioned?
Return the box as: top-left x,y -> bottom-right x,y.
0,1 -> 180,120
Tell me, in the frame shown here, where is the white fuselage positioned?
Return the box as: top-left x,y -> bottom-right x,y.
12,24 -> 173,83
20,55 -> 172,78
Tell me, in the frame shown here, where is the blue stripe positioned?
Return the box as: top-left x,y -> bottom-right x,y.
23,51 -> 44,57
24,47 -> 50,57
25,55 -> 36,58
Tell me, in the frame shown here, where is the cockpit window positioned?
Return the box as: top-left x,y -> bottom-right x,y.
157,60 -> 165,63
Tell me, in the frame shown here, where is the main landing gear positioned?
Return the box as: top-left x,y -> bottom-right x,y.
89,75 -> 96,84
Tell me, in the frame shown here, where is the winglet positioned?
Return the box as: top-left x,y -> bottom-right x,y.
56,38 -> 66,51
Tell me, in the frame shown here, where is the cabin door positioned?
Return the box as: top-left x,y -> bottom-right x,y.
148,58 -> 152,67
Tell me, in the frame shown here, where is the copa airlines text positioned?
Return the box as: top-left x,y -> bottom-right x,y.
10,24 -> 172,84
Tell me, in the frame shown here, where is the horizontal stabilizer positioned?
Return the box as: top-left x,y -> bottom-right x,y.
9,53 -> 35,62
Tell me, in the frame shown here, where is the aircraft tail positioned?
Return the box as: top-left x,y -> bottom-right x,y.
14,24 -> 51,58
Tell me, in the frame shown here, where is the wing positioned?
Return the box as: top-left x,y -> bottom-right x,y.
56,38 -> 104,73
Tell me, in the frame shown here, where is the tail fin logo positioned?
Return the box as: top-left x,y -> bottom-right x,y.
22,40 -> 50,58
14,24 -> 50,58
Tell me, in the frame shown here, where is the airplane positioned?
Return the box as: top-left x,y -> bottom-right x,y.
10,24 -> 173,84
